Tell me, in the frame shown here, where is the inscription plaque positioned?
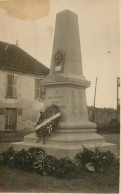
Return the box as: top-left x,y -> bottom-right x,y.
71,90 -> 77,115
47,90 -> 65,109
78,91 -> 83,115
71,90 -> 85,116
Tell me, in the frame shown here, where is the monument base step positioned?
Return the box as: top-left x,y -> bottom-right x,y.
11,134 -> 117,159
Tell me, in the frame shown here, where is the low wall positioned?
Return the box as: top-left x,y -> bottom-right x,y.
22,106 -> 119,133
87,107 -> 118,130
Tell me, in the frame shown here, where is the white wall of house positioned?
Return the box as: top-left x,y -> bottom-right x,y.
0,70 -> 45,131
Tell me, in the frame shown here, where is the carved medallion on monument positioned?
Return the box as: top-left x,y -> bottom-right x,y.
54,49 -> 65,72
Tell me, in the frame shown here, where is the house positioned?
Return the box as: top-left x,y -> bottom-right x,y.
0,41 -> 49,134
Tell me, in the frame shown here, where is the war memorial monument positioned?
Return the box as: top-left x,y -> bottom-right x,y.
13,10 -> 117,158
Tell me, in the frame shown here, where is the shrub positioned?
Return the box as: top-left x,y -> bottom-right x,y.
75,148 -> 94,166
0,147 -> 15,167
14,147 -> 46,171
33,154 -> 45,175
14,149 -> 27,169
75,148 -> 115,172
0,146 -> 117,177
43,155 -> 58,176
55,158 -> 76,178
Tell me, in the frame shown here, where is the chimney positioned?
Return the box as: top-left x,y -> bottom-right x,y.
16,40 -> 18,47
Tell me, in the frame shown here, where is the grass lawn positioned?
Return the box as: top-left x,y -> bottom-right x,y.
0,133 -> 120,193
0,163 -> 119,193
100,133 -> 120,155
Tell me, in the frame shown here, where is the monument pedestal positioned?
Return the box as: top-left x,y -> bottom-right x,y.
12,76 -> 117,158
12,129 -> 117,159
12,10 -> 117,158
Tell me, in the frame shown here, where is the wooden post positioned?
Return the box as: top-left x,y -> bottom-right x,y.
117,77 -> 120,121
117,77 -> 118,120
93,77 -> 97,122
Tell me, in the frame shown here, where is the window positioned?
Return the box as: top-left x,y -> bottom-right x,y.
6,74 -> 17,98
35,78 -> 45,100
5,108 -> 17,130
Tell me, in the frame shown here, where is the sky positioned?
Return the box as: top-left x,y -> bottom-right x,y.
0,0 -> 120,109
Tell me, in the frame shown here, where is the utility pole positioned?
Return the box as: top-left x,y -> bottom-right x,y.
93,77 -> 97,122
117,77 -> 120,121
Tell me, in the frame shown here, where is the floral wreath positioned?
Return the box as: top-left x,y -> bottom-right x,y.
35,104 -> 61,144
54,50 -> 64,65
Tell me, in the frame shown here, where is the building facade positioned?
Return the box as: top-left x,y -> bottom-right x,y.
0,41 -> 49,132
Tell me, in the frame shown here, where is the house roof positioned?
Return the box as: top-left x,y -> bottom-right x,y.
0,41 -> 49,76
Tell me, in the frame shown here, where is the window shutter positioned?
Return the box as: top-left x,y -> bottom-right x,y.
0,108 -> 5,115
6,74 -> 13,97
13,75 -> 17,97
18,109 -> 22,115
35,79 -> 40,99
40,84 -> 45,100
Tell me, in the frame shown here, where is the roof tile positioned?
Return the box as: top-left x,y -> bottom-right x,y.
0,41 -> 49,76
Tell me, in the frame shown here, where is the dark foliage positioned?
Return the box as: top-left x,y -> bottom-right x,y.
55,158 -> 76,178
0,147 -> 118,178
75,148 -> 115,172
43,155 -> 58,176
0,147 -> 15,167
36,104 -> 61,143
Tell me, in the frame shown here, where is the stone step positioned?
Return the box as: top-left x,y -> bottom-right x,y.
0,131 -> 23,142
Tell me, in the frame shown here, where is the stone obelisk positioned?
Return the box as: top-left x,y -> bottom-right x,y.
13,10 -> 117,158
42,10 -> 117,158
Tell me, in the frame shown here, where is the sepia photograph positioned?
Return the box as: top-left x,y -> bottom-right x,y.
0,0 -> 120,193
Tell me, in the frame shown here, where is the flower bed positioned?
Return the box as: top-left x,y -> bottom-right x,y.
0,147 -> 118,178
